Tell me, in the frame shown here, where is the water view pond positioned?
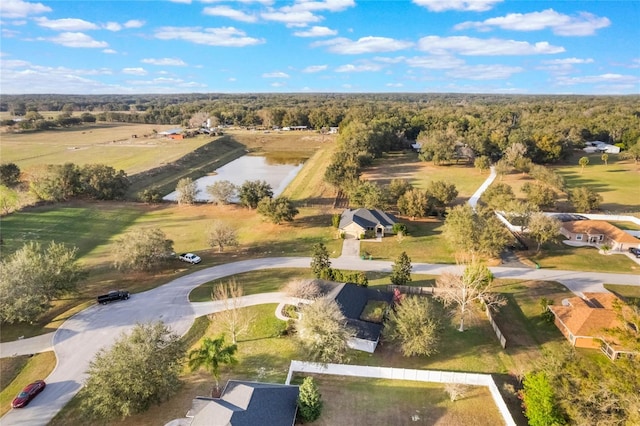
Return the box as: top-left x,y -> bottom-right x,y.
163,154 -> 304,202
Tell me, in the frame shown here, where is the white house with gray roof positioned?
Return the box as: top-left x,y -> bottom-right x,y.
338,208 -> 399,239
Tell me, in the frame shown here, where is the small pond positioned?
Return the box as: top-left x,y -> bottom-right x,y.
163,154 -> 304,202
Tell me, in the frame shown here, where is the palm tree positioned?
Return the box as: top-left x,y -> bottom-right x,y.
188,335 -> 238,395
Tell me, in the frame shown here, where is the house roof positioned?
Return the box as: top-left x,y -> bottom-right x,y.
339,208 -> 398,231
561,220 -> 639,244
548,293 -> 629,350
328,283 -> 394,341
188,381 -> 299,426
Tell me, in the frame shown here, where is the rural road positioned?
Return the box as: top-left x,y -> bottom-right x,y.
1,256 -> 639,425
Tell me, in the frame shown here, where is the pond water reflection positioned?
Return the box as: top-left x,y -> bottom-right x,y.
163,154 -> 304,202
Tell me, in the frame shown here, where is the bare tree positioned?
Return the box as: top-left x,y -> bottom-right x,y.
207,220 -> 239,253
213,280 -> 253,344
435,261 -> 505,332
284,278 -> 321,300
444,383 -> 468,402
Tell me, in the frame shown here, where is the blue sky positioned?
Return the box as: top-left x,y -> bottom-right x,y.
1,0 -> 638,94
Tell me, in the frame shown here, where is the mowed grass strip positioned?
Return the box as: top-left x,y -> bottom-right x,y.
0,351 -> 57,417
290,375 -> 504,426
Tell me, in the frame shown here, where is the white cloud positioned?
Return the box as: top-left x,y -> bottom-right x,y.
454,9 -> 610,36
556,73 -> 639,86
142,57 -> 187,66
155,26 -> 264,47
386,82 -> 403,87
262,71 -> 290,78
335,63 -> 383,72
122,67 -> 148,76
406,55 -> 465,69
446,64 -> 524,80
271,81 -> 285,87
0,0 -> 51,18
228,77 -> 237,82
103,48 -> 117,54
417,36 -> 564,56
302,64 -> 328,73
203,6 -> 257,23
284,0 -> 355,13
294,26 -> 337,37
373,56 -> 406,64
542,57 -> 594,65
124,20 -> 145,28
169,0 -> 192,3
412,0 -> 502,12
2,28 -> 21,38
313,36 -> 413,54
0,59 -> 118,94
104,22 -> 122,32
34,17 -> 99,31
42,32 -> 109,48
261,9 -> 321,26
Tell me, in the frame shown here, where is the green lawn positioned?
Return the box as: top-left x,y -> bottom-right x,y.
553,154 -> 640,213
189,268 -> 314,302
530,239 -> 640,274
604,284 -> 640,299
361,219 -> 457,264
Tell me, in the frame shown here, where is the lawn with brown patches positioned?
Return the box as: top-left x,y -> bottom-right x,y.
290,375 -> 505,426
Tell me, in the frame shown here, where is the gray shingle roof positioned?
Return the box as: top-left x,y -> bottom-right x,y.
338,208 -> 398,230
189,381 -> 299,426
331,283 -> 393,341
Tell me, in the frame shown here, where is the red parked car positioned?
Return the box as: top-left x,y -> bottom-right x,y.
11,380 -> 46,408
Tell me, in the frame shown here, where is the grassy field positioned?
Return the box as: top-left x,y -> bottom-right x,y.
362,151 -> 488,203
553,154 -> 640,213
0,123 -> 214,174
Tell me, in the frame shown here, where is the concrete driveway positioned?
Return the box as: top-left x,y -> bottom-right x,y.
1,256 -> 638,425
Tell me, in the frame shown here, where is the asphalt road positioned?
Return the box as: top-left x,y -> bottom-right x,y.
1,256 -> 638,425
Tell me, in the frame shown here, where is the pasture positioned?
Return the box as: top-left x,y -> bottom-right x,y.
362,151 -> 487,203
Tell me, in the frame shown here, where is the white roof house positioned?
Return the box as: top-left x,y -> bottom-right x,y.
583,141 -> 620,154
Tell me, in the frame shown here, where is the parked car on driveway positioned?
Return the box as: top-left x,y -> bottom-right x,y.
97,290 -> 130,305
12,380 -> 46,408
629,247 -> 640,257
179,253 -> 201,264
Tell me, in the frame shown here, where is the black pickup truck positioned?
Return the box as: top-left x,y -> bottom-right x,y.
97,290 -> 130,305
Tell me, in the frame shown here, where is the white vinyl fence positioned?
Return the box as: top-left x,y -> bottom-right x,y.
286,360 -> 516,426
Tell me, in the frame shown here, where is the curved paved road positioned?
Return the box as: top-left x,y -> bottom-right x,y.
2,256 -> 638,425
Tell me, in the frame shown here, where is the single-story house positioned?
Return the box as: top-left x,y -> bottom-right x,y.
583,141 -> 621,154
339,208 -> 398,239
326,283 -> 394,353
560,220 -> 640,251
186,380 -> 299,426
548,292 -> 637,361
